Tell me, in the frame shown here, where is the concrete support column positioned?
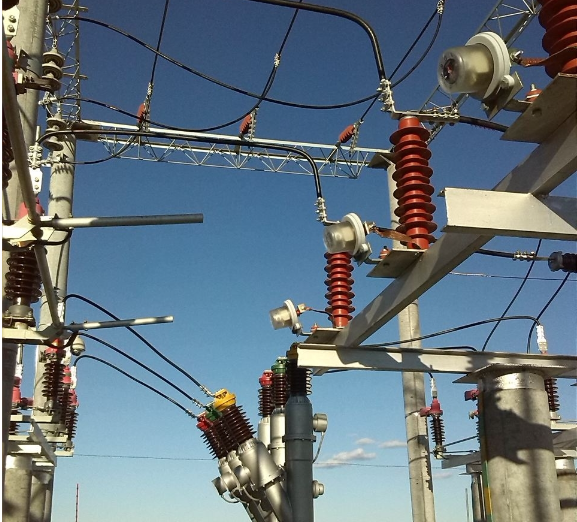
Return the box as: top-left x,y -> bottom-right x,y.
29,469 -> 52,522
478,369 -> 561,522
556,458 -> 577,522
3,455 -> 33,521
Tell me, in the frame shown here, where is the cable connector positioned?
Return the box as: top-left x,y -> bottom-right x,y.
378,79 -> 395,113
536,324 -> 548,354
436,0 -> 445,15
315,197 -> 328,223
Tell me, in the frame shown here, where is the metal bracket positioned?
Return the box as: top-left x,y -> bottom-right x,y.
2,6 -> 19,37
8,415 -> 57,466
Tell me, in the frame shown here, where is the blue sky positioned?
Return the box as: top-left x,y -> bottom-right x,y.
26,1 -> 576,520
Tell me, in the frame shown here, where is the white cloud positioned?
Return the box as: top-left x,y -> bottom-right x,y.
355,437 -> 376,446
378,439 -> 407,449
433,471 -> 453,480
316,448 -> 377,468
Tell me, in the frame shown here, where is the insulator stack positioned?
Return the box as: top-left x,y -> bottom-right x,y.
390,116 -> 437,250
544,378 -> 560,412
287,359 -> 312,396
221,405 -> 255,446
258,370 -> 274,417
197,415 -> 228,459
10,379 -> 21,435
3,112 -> 13,189
339,124 -> 355,144
5,250 -> 43,305
42,49 -> 64,92
538,0 -> 577,77
42,347 -> 65,409
64,390 -> 79,440
548,251 -> 577,273
239,114 -> 253,136
430,416 -> 445,449
324,252 -> 355,328
272,358 -> 289,408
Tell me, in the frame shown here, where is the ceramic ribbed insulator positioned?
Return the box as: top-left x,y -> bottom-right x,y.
324,252 -> 355,328
538,0 -> 577,77
390,117 -> 437,249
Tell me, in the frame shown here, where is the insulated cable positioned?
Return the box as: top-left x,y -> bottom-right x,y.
362,315 -> 541,350
481,240 -> 542,351
63,293 -> 213,396
244,0 -> 386,81
73,354 -> 197,418
56,16 -> 379,111
81,333 -> 205,409
526,272 -> 572,353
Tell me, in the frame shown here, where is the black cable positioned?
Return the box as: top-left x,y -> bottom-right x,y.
362,316 -> 540,349
391,10 -> 443,88
63,294 -> 208,391
81,333 -> 201,404
40,128 -> 324,199
389,9 -> 437,80
457,115 -> 508,133
57,16 -> 379,111
526,272 -> 571,353
73,355 -> 196,418
481,240 -> 542,351
149,0 -> 171,87
477,248 -> 549,261
244,0 -> 386,81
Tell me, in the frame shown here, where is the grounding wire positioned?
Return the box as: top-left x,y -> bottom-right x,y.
39,128 -> 324,200
481,240 -> 542,352
57,16 -> 380,111
73,354 -> 196,418
362,315 -> 541,350
526,272 -> 571,353
63,293 -> 211,395
81,333 -> 205,408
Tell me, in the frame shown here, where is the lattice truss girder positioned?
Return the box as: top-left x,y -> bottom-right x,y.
83,120 -> 390,179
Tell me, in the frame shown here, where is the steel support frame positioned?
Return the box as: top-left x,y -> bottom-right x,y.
333,111 -> 577,348
443,188 -> 577,240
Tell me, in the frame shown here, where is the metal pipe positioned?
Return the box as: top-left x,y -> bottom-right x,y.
66,316 -> 174,332
44,213 -> 204,228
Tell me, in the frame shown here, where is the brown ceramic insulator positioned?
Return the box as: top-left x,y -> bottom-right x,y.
259,385 -> 274,417
544,378 -> 560,412
287,360 -> 312,396
390,117 -> 437,249
222,405 -> 255,446
324,252 -> 355,328
66,410 -> 78,440
430,415 -> 445,448
201,424 -> 229,459
5,250 -> 43,305
273,371 -> 289,408
538,0 -> 577,76
42,359 -> 64,401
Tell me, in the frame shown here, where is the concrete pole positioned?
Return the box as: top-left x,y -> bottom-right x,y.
32,134 -> 77,521
477,369 -> 561,522
3,455 -> 33,522
556,458 -> 577,522
29,469 -> 52,522
2,0 -> 49,494
387,164 -> 436,522
466,464 -> 486,522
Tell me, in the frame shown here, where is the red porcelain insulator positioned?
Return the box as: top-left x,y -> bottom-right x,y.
324,252 -> 355,328
390,116 -> 437,250
239,114 -> 253,135
339,124 -> 355,144
538,0 -> 577,76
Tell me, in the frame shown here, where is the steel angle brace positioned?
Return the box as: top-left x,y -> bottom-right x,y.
293,343 -> 577,379
443,188 -> 577,240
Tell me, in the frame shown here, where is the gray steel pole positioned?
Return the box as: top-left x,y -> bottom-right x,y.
556,458 -> 577,522
466,465 -> 485,522
387,164 -> 436,522
477,369 -> 561,522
